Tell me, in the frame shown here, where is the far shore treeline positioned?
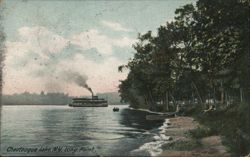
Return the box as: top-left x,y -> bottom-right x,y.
1,91 -> 123,105
118,0 -> 249,111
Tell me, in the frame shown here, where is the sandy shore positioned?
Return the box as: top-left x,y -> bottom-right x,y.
159,116 -> 231,157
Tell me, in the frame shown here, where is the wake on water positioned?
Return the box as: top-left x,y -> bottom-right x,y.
130,118 -> 171,156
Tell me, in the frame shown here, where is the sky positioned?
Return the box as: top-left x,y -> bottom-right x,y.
1,0 -> 196,96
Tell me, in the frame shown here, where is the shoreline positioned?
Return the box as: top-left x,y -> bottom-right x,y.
159,116 -> 231,157
128,107 -> 231,157
128,107 -> 168,115
128,107 -> 172,156
1,104 -> 128,106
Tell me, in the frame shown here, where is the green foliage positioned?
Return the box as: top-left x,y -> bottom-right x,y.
118,1 -> 249,155
195,102 -> 250,156
118,0 -> 249,154
118,0 -> 249,112
189,126 -> 215,139
182,104 -> 203,116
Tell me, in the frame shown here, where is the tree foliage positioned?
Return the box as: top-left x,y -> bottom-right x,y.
119,0 -> 249,112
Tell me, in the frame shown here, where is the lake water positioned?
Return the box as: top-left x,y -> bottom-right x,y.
0,105 -> 165,156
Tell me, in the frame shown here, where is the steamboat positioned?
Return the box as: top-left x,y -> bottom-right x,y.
68,95 -> 108,107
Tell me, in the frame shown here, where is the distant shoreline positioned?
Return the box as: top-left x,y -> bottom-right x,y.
1,104 -> 128,106
1,104 -> 68,106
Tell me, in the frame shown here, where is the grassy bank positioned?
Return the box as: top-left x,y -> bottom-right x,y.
159,116 -> 230,157
186,102 -> 250,156
162,130 -> 201,152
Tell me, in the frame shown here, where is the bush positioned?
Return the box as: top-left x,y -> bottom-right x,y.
189,126 -> 215,139
184,104 -> 203,116
194,102 -> 250,156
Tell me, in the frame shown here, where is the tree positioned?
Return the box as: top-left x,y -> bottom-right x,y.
118,0 -> 249,112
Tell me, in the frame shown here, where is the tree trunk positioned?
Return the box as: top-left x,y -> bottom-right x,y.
170,93 -> 176,109
166,91 -> 169,112
191,81 -> 203,104
147,90 -> 155,111
208,92 -> 211,106
213,86 -> 216,107
221,89 -> 224,105
161,94 -> 165,112
240,88 -> 243,102
225,91 -> 229,106
144,95 -> 149,108
220,81 -> 224,104
221,90 -> 224,105
192,92 -> 195,104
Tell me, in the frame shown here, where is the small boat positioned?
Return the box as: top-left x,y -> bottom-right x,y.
113,107 -> 119,112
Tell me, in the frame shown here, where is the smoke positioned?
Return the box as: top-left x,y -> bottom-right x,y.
83,84 -> 93,96
61,70 -> 93,95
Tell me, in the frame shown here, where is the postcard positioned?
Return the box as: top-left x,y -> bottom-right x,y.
0,0 -> 249,156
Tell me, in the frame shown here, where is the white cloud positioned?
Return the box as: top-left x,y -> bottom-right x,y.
4,26 -> 70,76
70,29 -> 113,55
18,26 -> 69,55
3,26 -> 132,95
102,20 -> 133,32
114,36 -> 136,47
4,41 -> 45,72
70,29 -> 136,55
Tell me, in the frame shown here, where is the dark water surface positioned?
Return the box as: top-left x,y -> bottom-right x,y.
0,105 -> 163,156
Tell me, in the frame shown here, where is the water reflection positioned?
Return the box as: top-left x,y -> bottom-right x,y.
1,105 -> 164,156
119,108 -> 164,130
38,107 -> 95,156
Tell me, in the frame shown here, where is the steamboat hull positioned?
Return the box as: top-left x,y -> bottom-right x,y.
68,96 -> 108,107
69,103 -> 108,107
